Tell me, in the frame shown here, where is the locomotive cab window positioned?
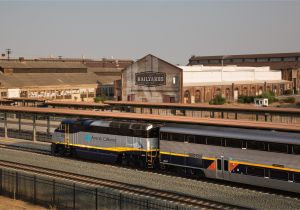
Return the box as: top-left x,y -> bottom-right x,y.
268,142 -> 288,153
225,138 -> 243,148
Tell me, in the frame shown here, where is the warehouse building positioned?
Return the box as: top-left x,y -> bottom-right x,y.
121,54 -> 183,103
0,59 -> 99,101
188,52 -> 300,94
181,65 -> 291,103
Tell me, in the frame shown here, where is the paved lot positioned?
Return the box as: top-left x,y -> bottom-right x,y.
0,196 -> 46,210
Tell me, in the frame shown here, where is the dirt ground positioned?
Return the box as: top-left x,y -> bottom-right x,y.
0,196 -> 46,210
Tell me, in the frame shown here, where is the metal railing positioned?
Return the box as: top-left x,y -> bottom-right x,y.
0,168 -> 188,210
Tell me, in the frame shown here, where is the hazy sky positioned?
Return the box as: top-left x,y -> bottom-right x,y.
0,0 -> 299,64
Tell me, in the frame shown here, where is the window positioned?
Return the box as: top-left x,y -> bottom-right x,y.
270,57 -> 282,62
257,58 -> 268,62
244,58 -> 256,62
223,59 -> 232,63
268,142 -> 288,153
224,160 -> 229,171
269,169 -> 288,181
283,57 -> 296,62
233,58 -> 243,63
294,173 -> 300,183
217,159 -> 222,170
226,138 -> 243,148
209,59 -> 220,64
247,166 -> 265,177
172,76 -> 178,85
199,60 -> 208,64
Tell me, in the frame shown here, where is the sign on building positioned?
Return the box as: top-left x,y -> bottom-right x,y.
135,72 -> 166,87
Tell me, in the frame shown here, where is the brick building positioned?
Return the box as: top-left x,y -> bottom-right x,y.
188,52 -> 300,94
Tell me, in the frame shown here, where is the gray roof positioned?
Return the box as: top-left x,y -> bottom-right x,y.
0,60 -> 86,69
0,73 -> 99,88
160,123 -> 300,145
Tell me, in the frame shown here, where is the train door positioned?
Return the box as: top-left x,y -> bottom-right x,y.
216,156 -> 229,179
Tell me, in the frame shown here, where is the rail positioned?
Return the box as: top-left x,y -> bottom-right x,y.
0,160 -> 246,209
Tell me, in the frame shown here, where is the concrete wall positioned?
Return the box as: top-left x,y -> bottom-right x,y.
181,66 -> 282,85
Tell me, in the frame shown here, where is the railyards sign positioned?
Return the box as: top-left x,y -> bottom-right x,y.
135,71 -> 166,87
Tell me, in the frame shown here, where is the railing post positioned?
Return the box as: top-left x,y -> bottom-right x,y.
33,114 -> 36,142
33,175 -> 37,204
15,172 -> 18,200
4,112 -> 7,138
0,168 -> 2,194
52,179 -> 55,206
73,183 -> 76,210
95,188 -> 98,210
119,193 -> 122,210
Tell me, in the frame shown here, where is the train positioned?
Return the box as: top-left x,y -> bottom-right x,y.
51,118 -> 300,193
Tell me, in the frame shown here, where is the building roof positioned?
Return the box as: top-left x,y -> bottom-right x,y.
0,60 -> 87,69
122,54 -> 183,72
0,73 -> 99,88
183,80 -> 290,87
0,106 -> 299,132
190,52 -> 300,61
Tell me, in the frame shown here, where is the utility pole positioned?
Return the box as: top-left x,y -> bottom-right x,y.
5,49 -> 11,60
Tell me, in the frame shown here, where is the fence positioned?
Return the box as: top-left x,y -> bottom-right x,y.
0,168 -> 190,210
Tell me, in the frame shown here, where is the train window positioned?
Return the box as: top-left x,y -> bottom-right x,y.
195,135 -> 206,144
217,159 -> 222,170
224,160 -> 228,171
185,135 -> 195,143
293,145 -> 300,155
269,169 -> 289,181
207,137 -> 222,146
268,142 -> 288,154
294,173 -> 300,183
225,138 -> 243,148
246,166 -> 265,177
246,140 -> 265,151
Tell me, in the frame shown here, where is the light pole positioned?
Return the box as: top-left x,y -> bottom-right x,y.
5,49 -> 11,60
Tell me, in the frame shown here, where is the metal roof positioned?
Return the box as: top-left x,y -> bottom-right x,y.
0,106 -> 299,132
0,73 -> 99,88
0,60 -> 86,69
160,123 -> 300,145
104,101 -> 300,114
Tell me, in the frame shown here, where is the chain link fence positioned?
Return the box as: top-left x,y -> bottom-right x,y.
0,168 -> 191,210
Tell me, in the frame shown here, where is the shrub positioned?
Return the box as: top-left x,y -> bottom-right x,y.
94,95 -> 107,103
256,91 -> 278,104
209,95 -> 226,105
282,97 -> 295,103
238,95 -> 255,104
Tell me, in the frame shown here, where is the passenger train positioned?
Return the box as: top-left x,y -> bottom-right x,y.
51,118 -> 300,193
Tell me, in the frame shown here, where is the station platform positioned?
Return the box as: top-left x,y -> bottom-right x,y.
0,195 -> 46,210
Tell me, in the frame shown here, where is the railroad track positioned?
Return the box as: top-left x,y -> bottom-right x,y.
0,143 -> 298,201
0,159 -> 246,209
0,143 -> 50,155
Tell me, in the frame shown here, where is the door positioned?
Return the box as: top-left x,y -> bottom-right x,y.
216,156 -> 228,179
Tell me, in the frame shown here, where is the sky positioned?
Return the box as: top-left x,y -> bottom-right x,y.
0,0 -> 299,65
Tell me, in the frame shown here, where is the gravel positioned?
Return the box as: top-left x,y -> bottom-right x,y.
0,143 -> 299,209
